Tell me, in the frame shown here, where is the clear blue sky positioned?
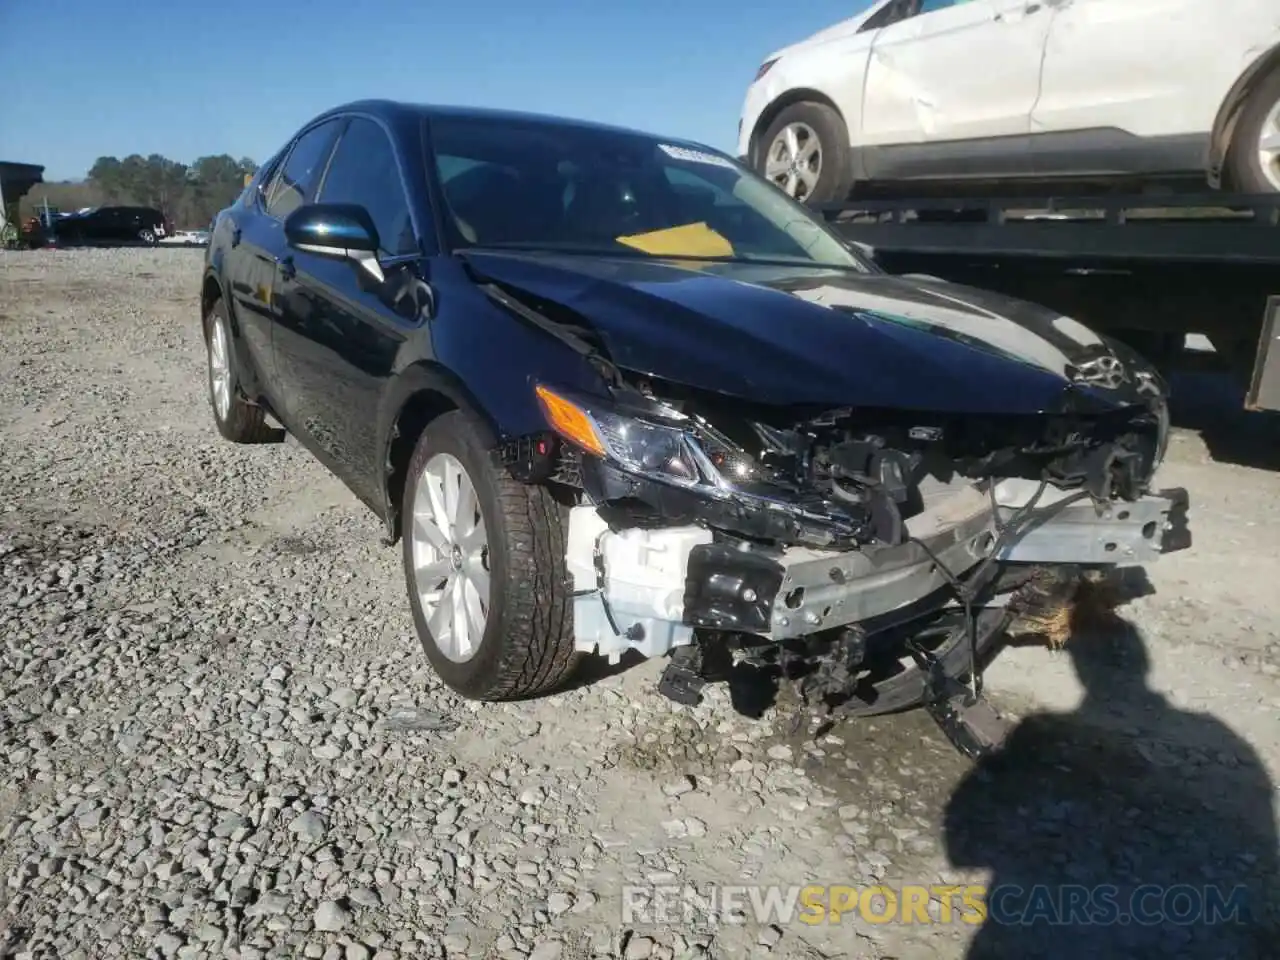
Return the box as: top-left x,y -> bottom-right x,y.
1,0 -> 869,181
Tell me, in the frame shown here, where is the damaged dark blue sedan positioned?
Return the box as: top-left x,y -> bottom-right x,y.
201,100 -> 1190,746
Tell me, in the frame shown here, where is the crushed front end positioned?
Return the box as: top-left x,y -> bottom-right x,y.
501,373 -> 1191,747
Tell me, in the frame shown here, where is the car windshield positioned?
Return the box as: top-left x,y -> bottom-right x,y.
428,115 -> 870,271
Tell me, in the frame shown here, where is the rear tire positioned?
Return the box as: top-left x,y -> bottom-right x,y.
402,410 -> 581,701
205,299 -> 274,443
1223,67 -> 1280,193
756,101 -> 855,205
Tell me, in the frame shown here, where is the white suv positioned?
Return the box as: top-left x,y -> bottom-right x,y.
736,0 -> 1280,203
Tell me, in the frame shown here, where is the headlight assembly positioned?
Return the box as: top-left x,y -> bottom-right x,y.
532,383 -> 877,548
534,383 -> 712,488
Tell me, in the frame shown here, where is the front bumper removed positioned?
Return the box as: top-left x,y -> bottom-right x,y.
566,479 -> 1191,662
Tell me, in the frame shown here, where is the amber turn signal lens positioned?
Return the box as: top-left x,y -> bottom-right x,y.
534,385 -> 607,458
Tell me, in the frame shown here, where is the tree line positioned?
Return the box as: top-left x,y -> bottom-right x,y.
19,154 -> 258,229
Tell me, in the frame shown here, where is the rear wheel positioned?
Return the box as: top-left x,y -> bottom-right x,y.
139,228 -> 157,245
205,299 -> 273,443
1224,67 -> 1280,193
402,410 -> 581,700
756,101 -> 855,205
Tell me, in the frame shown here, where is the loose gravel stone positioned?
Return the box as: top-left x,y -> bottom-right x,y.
314,901 -> 351,932
290,811 -> 327,844
528,942 -> 563,960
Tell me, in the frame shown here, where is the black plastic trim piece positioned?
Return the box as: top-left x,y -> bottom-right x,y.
683,543 -> 785,633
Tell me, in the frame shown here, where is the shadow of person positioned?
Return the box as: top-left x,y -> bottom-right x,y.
943,595 -> 1279,959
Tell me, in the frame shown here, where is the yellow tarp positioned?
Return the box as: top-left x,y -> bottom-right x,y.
616,222 -> 734,258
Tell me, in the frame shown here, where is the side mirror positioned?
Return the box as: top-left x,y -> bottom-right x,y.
284,204 -> 384,282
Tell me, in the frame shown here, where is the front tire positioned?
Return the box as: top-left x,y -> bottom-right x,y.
205,299 -> 273,443
1224,67 -> 1280,193
402,410 -> 580,700
756,101 -> 855,205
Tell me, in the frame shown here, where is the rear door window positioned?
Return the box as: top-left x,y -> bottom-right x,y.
265,119 -> 342,220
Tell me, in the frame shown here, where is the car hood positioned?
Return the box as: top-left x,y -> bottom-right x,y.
461,250 -> 1166,416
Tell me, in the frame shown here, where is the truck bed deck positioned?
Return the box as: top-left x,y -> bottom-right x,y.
819,193 -> 1280,266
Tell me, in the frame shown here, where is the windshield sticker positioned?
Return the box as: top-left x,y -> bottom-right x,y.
616,222 -> 735,258
658,144 -> 737,169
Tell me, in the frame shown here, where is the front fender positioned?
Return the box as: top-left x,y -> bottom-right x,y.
374,360 -> 520,540
375,360 -> 502,467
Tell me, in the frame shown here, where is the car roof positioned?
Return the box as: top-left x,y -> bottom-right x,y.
309,99 -> 712,151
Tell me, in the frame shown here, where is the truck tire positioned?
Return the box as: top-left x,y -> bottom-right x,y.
1224,67 -> 1280,193
756,102 -> 855,205
401,410 -> 581,701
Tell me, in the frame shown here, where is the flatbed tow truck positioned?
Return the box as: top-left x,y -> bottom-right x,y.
818,192 -> 1280,413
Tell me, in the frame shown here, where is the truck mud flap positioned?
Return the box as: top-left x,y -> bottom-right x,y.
1246,295 -> 1280,412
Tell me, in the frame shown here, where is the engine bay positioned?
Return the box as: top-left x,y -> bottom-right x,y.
506,373 -> 1167,552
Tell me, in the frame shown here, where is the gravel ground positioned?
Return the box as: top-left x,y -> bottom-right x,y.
2,248 -> 1278,960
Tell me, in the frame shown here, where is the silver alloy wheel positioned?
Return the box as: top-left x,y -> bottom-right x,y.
765,121 -> 823,200
1258,97 -> 1280,192
410,452 -> 491,663
140,228 -> 155,244
209,317 -> 232,422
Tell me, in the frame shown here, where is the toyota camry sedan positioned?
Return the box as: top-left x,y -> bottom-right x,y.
201,100 -> 1188,725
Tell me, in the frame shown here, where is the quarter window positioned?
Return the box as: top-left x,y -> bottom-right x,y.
318,117 -> 418,257
861,0 -> 916,31
265,120 -> 341,220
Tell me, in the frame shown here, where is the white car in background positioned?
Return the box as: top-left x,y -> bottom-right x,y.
736,0 -> 1280,203
161,230 -> 210,247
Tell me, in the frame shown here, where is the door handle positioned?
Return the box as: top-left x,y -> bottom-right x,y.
277,255 -> 296,281
1025,2 -> 1042,12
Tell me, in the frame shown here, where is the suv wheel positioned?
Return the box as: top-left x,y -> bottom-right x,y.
756,101 -> 855,205
402,410 -> 580,700
1224,67 -> 1280,193
139,228 -> 157,245
205,299 -> 273,443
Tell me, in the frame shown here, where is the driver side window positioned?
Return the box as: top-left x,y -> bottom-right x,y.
316,117 -> 419,257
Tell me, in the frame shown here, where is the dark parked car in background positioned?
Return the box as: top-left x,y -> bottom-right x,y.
56,205 -> 169,245
200,100 -> 1187,722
